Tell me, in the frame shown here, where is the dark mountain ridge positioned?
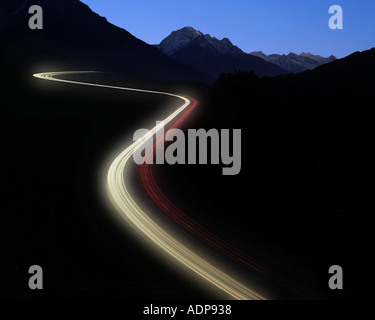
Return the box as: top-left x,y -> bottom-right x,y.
292,47 -> 375,91
0,0 -> 213,82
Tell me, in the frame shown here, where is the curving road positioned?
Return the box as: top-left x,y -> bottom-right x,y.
33,71 -> 265,300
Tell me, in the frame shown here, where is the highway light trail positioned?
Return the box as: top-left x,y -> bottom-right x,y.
33,71 -> 265,300
140,98 -> 313,300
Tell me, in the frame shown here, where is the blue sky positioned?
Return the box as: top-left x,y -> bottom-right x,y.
81,0 -> 375,58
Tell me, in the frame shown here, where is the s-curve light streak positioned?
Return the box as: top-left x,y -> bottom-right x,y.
33,71 -> 265,300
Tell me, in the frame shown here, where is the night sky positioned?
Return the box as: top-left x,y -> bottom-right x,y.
81,0 -> 375,58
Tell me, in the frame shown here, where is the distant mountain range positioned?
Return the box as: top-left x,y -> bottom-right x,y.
250,51 -> 337,74
156,27 -> 285,78
157,26 -> 337,77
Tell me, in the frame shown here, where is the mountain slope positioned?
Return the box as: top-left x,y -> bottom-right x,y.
158,27 -> 286,78
0,0 -> 213,82
292,47 -> 375,91
251,51 -> 336,74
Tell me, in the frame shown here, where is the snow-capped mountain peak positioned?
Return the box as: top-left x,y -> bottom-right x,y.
157,27 -> 286,78
159,26 -> 243,56
159,26 -> 203,56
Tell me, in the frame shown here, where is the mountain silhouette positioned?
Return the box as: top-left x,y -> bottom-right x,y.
0,0 -> 213,82
157,27 -> 286,78
250,51 -> 336,74
286,47 -> 375,92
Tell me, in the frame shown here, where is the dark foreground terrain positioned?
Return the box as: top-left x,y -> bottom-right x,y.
1,70 -> 213,299
1,48 -> 375,300
153,49 -> 375,299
